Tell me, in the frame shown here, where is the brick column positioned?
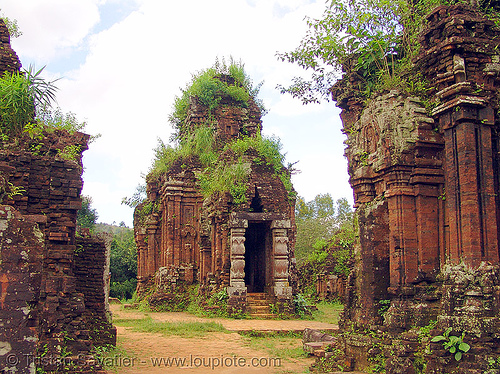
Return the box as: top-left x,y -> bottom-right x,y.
271,220 -> 292,299
386,181 -> 418,290
229,227 -> 247,290
227,220 -> 247,312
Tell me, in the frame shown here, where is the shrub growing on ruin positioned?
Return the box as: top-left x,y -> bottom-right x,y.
147,60 -> 294,204
278,0 -> 500,101
169,58 -> 265,141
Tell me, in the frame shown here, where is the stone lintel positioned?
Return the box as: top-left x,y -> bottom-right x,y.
435,81 -> 471,100
228,215 -> 248,228
231,212 -> 287,223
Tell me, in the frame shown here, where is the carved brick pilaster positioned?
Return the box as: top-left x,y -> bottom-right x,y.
272,227 -> 292,299
229,227 -> 247,290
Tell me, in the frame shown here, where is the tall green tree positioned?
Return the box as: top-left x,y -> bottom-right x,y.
77,196 -> 98,231
109,228 -> 137,300
295,194 -> 354,264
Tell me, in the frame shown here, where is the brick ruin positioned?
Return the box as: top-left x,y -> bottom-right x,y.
325,4 -> 500,373
0,19 -> 115,374
134,75 -> 297,315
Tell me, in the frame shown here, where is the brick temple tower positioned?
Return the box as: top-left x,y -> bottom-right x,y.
134,71 -> 297,315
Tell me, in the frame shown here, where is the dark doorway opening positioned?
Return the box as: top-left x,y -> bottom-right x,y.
250,186 -> 263,213
244,222 -> 269,293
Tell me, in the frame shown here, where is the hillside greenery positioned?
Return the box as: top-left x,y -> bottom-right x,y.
295,194 -> 357,300
77,197 -> 138,300
96,223 -> 138,300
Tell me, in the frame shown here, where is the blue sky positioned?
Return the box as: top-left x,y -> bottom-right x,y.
2,0 -> 352,226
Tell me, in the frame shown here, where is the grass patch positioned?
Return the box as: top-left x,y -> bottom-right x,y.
113,316 -> 228,337
310,301 -> 343,325
241,331 -> 308,362
93,344 -> 136,373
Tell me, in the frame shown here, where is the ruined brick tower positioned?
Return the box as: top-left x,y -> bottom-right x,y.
135,69 -> 296,314
330,4 -> 500,372
0,19 -> 114,373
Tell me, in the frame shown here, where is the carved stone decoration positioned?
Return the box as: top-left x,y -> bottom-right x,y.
329,5 -> 500,373
272,227 -> 292,298
229,228 -> 247,290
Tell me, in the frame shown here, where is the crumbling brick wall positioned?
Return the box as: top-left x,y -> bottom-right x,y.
0,19 -> 21,74
0,22 -> 114,373
74,235 -> 116,347
0,130 -> 114,373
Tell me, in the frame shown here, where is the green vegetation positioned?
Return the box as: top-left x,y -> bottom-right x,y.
278,0 -> 500,102
0,64 -> 94,157
241,331 -> 307,362
294,194 -> 356,300
311,300 -> 344,325
295,194 -> 355,264
95,223 -> 138,300
113,316 -> 228,338
0,12 -> 22,38
0,66 -> 59,138
93,345 -> 135,373
77,196 -> 99,232
77,196 -> 138,301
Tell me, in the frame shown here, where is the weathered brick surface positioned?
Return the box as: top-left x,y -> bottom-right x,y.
0,19 -> 21,74
74,235 -> 116,347
329,4 -> 500,373
0,205 -> 43,373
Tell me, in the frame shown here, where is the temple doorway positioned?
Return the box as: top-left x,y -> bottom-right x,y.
244,221 -> 270,293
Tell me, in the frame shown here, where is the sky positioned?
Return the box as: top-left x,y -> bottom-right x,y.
1,0 -> 352,227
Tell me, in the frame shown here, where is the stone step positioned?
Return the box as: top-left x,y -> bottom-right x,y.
247,305 -> 271,313
246,293 -> 275,318
248,313 -> 277,319
246,292 -> 268,300
247,299 -> 270,306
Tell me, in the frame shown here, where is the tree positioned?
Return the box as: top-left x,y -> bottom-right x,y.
276,0 -> 434,102
0,11 -> 22,38
77,195 -> 98,231
295,194 -> 354,264
109,227 -> 137,300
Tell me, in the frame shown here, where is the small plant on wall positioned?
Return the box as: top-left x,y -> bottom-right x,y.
431,327 -> 470,361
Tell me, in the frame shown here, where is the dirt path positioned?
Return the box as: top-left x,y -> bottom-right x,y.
105,304 -> 338,374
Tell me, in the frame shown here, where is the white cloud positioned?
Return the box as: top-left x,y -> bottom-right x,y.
3,0 -> 352,225
2,0 -> 100,62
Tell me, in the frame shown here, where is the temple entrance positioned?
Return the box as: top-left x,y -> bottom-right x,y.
244,221 -> 270,293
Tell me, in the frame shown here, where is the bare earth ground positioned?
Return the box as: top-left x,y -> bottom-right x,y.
105,304 -> 339,374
